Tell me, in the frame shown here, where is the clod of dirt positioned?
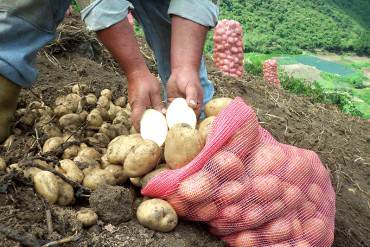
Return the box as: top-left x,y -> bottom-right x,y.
89,185 -> 133,225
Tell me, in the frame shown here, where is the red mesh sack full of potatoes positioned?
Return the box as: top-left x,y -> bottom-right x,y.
263,59 -> 281,87
142,97 -> 336,247
213,20 -> 244,78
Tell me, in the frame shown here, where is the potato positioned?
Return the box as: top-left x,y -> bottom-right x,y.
97,95 -> 110,109
82,166 -> 100,176
227,231 -> 258,247
62,145 -> 80,159
65,93 -> 82,112
74,155 -> 100,169
71,83 -> 88,95
178,171 -> 216,202
6,163 -> 21,173
92,133 -> 111,147
114,96 -> 127,107
198,116 -> 215,142
39,124 -> 62,138
104,165 -> 128,184
253,175 -> 282,202
60,159 -> 84,184
130,177 -> 142,187
78,146 -> 101,161
166,98 -> 197,129
124,140 -> 161,177
56,178 -> 75,206
209,150 -> 245,180
113,111 -> 131,128
194,201 -> 218,221
299,201 -> 317,220
140,109 -> 168,147
106,134 -> 143,165
140,168 -> 168,188
33,171 -> 59,204
79,110 -> 88,121
100,89 -> 112,100
108,103 -> 121,121
0,157 -> 6,171
264,218 -> 292,242
2,135 -> 15,149
54,105 -> 71,117
33,159 -> 53,169
77,208 -> 98,227
99,122 -> 118,140
85,93 -> 97,106
205,97 -> 233,117
113,124 -> 129,136
217,180 -> 245,204
136,199 -> 178,232
87,109 -> 104,129
249,144 -> 286,176
166,195 -> 188,217
100,153 -> 113,169
43,137 -> 64,153
82,169 -> 115,190
23,167 -> 42,180
55,96 -> 65,106
164,124 -> 204,169
20,111 -> 37,126
307,183 -> 324,205
59,113 -> 82,129
283,184 -> 304,210
302,218 -> 326,244
217,204 -> 243,222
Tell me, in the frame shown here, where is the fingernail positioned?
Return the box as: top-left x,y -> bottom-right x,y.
189,100 -> 196,107
161,108 -> 167,114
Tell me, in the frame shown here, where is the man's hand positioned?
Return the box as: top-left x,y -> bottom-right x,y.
167,68 -> 204,116
128,71 -> 165,131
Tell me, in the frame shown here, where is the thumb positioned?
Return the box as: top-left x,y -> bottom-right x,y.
131,103 -> 146,132
185,84 -> 199,109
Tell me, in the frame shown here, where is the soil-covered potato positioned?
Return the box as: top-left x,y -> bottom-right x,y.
56,178 -> 75,206
136,199 -> 178,232
54,105 -> 71,117
59,113 -> 82,130
87,109 -> 104,129
23,167 -> 42,181
130,177 -> 141,187
97,95 -> 110,109
0,157 -> 6,171
104,165 -> 128,184
60,159 -> 84,184
33,171 -> 59,204
72,83 -> 88,95
62,145 -> 80,159
43,137 -> 64,153
82,169 -> 115,190
64,93 -> 82,112
101,89 -> 112,100
204,97 -> 233,117
198,116 -> 215,142
114,96 -> 127,107
74,155 -> 100,168
124,140 -> 161,177
39,123 -> 62,138
164,124 -> 204,169
77,208 -> 98,227
113,111 -> 131,129
85,93 -> 97,106
92,133 -> 111,147
78,146 -> 101,161
33,159 -> 53,169
106,134 -> 143,165
6,163 -> 21,173
141,168 -> 169,188
99,122 -> 118,140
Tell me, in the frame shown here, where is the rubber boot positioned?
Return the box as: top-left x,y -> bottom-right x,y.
0,76 -> 21,143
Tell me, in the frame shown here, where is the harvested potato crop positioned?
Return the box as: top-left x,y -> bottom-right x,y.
100,89 -> 112,100
62,145 -> 80,159
33,171 -> 59,204
64,93 -> 82,112
205,97 -> 233,117
23,167 -> 42,181
141,168 -> 168,188
99,123 -> 118,140
87,109 -> 104,129
130,177 -> 141,187
124,140 -> 161,177
60,159 -> 84,184
78,146 -> 101,161
164,124 -> 204,169
77,208 -> 98,227
137,199 -> 178,232
56,178 -> 75,206
113,111 -> 131,128
79,110 -> 88,121
198,116 -> 215,142
72,83 -> 88,95
108,103 -> 121,121
106,134 -> 143,165
74,155 -> 100,169
92,133 -> 110,147
85,93 -> 97,106
54,105 -> 71,117
166,98 -> 197,129
104,165 -> 128,184
97,95 -> 110,109
43,137 -> 64,153
140,109 -> 168,147
38,123 -> 62,138
59,113 -> 82,129
6,163 -> 21,173
113,124 -> 129,136
0,157 -> 6,171
114,96 -> 127,107
33,159 -> 53,169
82,169 -> 115,190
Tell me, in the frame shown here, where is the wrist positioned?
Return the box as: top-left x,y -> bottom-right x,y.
171,66 -> 199,76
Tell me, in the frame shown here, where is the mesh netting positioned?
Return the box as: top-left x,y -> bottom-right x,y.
263,59 -> 280,87
142,97 -> 335,247
213,20 -> 244,78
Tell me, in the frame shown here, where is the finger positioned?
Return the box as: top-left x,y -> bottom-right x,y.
185,84 -> 199,109
150,90 -> 166,114
131,103 -> 146,132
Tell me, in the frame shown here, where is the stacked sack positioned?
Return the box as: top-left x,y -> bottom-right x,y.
142,97 -> 336,247
213,20 -> 244,78
263,59 -> 280,87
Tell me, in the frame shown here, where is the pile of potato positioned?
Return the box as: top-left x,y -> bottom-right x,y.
1,83 -> 234,233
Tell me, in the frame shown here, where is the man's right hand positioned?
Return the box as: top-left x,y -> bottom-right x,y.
127,71 -> 165,132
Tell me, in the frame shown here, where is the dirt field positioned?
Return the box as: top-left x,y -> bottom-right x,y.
1,16 -> 369,247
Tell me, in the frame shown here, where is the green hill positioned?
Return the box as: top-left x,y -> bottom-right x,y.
205,0 -> 370,55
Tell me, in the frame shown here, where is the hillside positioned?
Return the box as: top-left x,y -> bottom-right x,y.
205,0 -> 370,55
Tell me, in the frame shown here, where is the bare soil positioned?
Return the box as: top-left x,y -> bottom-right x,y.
1,15 -> 369,247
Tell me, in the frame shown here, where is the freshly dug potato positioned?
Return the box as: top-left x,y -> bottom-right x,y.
59,113 -> 82,129
205,97 -> 233,117
82,165 -> 101,176
62,133 -> 79,143
114,96 -> 127,107
101,89 -> 112,100
140,109 -> 168,147
82,169 -> 115,190
23,167 -> 42,180
100,153 -> 112,169
55,96 -> 65,106
198,116 -> 215,142
64,93 -> 81,112
87,109 -> 104,129
124,140 -> 161,177
6,163 -> 21,173
113,124 -> 129,136
79,110 -> 89,121
164,124 -> 204,169
34,159 -> 53,169
77,208 -> 98,227
113,111 -> 131,128
54,105 -> 71,117
98,107 -> 110,121
20,111 -> 37,126
141,168 -> 168,188
78,146 -> 101,161
60,159 -> 84,184
89,133 -> 109,147
39,123 -> 62,138
99,123 -> 118,140
33,171 -> 59,204
85,93 -> 98,106
62,145 -> 80,159
72,83 -> 88,95
104,165 -> 129,184
97,95 -> 110,109
43,137 -> 64,153
106,134 -> 143,165
130,177 -> 142,187
0,157 -> 6,171
2,135 -> 15,149
136,199 -> 178,232
56,178 -> 75,206
74,155 -> 100,169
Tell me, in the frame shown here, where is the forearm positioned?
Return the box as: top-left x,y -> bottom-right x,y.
96,18 -> 149,79
171,16 -> 208,73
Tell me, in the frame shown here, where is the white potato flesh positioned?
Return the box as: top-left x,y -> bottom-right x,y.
166,98 -> 196,129
140,109 -> 168,147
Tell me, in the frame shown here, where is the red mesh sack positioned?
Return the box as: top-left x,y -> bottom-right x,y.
214,20 -> 244,78
142,97 -> 335,247
263,59 -> 281,87
127,12 -> 134,27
